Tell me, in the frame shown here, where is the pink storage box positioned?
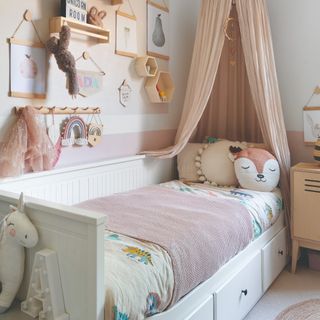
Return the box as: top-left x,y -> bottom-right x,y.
308,250 -> 320,271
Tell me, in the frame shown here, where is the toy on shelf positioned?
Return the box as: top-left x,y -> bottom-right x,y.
156,84 -> 167,102
0,193 -> 38,313
145,71 -> 174,103
87,7 -> 107,28
21,249 -> 69,320
46,25 -> 79,97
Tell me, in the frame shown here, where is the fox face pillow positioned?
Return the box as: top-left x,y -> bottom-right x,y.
230,147 -> 280,192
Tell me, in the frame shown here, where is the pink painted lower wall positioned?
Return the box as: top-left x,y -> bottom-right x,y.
56,129 -> 177,168
56,130 -> 313,169
287,131 -> 314,165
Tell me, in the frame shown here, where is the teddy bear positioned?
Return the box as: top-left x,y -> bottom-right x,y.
87,7 -> 107,28
46,25 -> 79,97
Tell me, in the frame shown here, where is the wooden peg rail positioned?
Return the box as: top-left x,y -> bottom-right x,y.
15,106 -> 101,115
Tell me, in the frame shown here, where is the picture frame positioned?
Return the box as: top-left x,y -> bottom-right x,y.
115,11 -> 138,58
9,38 -> 47,99
147,0 -> 169,60
303,106 -> 320,144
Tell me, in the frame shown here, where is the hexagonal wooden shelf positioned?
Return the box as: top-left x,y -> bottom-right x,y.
135,56 -> 158,77
145,71 -> 175,103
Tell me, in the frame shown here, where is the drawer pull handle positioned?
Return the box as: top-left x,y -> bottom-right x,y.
241,289 -> 248,296
278,250 -> 284,256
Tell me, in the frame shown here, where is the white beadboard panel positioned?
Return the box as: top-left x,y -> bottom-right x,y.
0,156 -> 176,205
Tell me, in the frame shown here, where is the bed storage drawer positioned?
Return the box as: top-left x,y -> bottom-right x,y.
262,227 -> 287,291
214,252 -> 262,320
185,296 -> 213,320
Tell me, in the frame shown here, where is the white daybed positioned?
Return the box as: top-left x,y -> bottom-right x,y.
0,156 -> 288,320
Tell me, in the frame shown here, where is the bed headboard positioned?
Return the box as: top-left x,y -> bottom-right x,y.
0,156 -> 176,205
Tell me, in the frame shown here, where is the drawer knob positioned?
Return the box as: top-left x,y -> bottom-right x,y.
278,250 -> 284,256
241,289 -> 248,296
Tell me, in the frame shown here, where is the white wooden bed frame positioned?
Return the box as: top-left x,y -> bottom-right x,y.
0,155 -> 288,320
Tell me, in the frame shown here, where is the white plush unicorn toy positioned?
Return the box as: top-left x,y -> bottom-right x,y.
0,193 -> 38,313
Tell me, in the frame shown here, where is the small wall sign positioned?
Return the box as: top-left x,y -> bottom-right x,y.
61,0 -> 87,23
118,80 -> 132,107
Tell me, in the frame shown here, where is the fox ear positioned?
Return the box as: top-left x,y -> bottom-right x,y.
229,146 -> 243,154
229,146 -> 243,163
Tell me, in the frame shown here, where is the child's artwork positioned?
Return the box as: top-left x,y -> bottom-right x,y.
303,106 -> 320,144
10,41 -> 46,99
147,0 -> 169,60
115,11 -> 138,58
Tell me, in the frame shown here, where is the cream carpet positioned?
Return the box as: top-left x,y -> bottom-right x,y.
245,265 -> 320,320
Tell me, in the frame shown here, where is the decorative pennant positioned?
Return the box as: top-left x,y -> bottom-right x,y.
76,51 -> 106,97
77,70 -> 104,97
118,80 -> 132,107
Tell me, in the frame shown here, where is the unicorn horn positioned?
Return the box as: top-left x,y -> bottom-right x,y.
18,193 -> 25,212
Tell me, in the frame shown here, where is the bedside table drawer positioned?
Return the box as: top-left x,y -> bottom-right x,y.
293,171 -> 320,241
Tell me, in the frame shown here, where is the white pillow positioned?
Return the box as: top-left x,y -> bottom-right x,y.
177,143 -> 204,181
195,140 -> 247,186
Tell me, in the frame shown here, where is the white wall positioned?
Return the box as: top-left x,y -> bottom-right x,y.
0,0 -> 200,168
267,0 -> 319,163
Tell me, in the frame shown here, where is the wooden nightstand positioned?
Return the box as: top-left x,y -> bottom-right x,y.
291,162 -> 320,273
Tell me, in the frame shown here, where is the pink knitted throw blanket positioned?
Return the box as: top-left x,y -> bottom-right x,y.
79,186 -> 253,306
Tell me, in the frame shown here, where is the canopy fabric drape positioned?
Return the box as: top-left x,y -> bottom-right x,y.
236,0 -> 291,227
142,0 -> 232,157
143,0 -> 291,226
195,5 -> 263,143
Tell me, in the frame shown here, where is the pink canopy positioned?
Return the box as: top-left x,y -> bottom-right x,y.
143,0 -> 291,228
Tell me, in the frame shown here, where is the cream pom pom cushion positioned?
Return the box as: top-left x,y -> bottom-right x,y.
177,143 -> 204,181
230,147 -> 280,192
195,140 -> 247,186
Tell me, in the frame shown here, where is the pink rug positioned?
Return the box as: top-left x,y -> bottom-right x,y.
275,299 -> 320,320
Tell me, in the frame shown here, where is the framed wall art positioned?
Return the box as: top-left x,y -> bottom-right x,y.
303,106 -> 320,144
115,10 -> 138,58
9,10 -> 47,99
147,0 -> 169,60
9,40 -> 47,99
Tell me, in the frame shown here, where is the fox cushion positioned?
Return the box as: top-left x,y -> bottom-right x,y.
230,147 -> 280,192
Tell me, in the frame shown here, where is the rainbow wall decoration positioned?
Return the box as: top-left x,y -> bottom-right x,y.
61,116 -> 88,147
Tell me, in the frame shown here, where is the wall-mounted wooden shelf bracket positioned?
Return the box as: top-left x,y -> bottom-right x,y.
50,17 -> 110,43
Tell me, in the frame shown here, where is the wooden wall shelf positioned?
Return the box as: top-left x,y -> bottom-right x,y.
111,0 -> 124,4
135,56 -> 158,77
50,17 -> 110,43
145,71 -> 175,103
